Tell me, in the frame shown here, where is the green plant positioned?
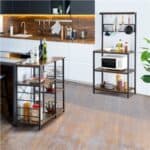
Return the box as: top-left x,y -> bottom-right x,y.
141,38 -> 150,83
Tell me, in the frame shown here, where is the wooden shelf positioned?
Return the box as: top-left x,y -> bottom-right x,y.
93,50 -> 134,55
103,31 -> 135,33
17,78 -> 55,87
16,57 -> 65,67
95,67 -> 134,74
95,85 -> 134,94
41,108 -> 64,126
100,12 -> 136,15
103,23 -> 135,26
17,108 -> 64,126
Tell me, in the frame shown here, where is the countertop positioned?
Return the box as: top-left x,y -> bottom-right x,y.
0,57 -> 24,64
0,51 -> 29,65
0,50 -> 64,65
0,33 -> 95,44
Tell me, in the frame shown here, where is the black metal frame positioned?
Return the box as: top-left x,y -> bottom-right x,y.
93,12 -> 137,98
15,58 -> 65,129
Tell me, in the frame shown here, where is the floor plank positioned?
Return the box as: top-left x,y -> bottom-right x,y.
0,82 -> 150,150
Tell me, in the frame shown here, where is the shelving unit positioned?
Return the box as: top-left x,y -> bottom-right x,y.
93,12 -> 136,98
15,57 -> 65,129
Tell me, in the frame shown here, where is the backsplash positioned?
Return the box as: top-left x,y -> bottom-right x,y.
3,15 -> 95,43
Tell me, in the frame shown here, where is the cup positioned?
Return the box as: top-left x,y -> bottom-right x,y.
53,8 -> 58,14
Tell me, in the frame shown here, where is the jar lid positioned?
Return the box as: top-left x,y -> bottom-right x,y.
32,104 -> 41,109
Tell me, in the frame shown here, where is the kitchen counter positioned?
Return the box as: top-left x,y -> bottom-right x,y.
0,54 -> 65,125
0,51 -> 30,65
0,57 -> 24,65
0,51 -> 28,124
0,33 -> 95,44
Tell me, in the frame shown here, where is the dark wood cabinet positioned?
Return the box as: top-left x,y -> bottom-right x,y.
51,0 -> 71,14
0,0 -> 95,14
0,0 -> 14,14
13,1 -> 30,14
70,0 -> 95,14
0,0 -> 51,14
30,1 -> 51,14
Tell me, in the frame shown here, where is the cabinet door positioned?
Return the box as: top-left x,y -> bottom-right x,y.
0,0 -> 51,14
13,1 -> 30,14
30,1 -> 51,14
70,0 -> 95,14
51,0 -> 71,14
0,0 -> 14,14
51,0 -> 64,14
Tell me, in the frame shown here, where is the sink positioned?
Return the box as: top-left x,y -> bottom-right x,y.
11,34 -> 32,38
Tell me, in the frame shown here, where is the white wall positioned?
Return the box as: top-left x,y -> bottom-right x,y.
0,0 -> 150,96
95,0 -> 150,95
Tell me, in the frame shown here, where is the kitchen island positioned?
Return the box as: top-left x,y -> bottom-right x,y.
0,56 -> 23,124
0,53 -> 65,129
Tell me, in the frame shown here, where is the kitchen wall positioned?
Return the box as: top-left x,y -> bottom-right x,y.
0,0 -> 150,96
2,15 -> 95,43
95,0 -> 150,96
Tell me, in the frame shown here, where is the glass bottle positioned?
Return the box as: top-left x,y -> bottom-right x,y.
116,39 -> 123,52
42,38 -> 47,61
39,39 -> 43,61
124,42 -> 129,53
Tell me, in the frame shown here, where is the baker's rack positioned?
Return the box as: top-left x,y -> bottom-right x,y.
15,57 -> 65,129
93,12 -> 137,98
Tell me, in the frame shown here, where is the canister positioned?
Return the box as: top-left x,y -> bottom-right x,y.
31,104 -> 43,123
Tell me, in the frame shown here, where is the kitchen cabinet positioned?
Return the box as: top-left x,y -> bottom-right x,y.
0,0 -> 14,14
51,0 -> 71,14
0,0 -> 95,14
0,0 -> 51,14
0,62 -> 17,124
13,1 -> 30,14
70,0 -> 95,14
29,1 -> 51,14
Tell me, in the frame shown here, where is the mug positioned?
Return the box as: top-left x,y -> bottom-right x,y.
53,8 -> 58,14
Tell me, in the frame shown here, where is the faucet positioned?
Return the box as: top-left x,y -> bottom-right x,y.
21,21 -> 27,34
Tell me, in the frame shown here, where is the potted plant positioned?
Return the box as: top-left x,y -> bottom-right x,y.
141,38 -> 150,83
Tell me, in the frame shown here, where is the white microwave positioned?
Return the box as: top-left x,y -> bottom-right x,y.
101,55 -> 127,70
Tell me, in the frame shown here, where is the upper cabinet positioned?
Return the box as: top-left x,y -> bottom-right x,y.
0,1 -> 14,14
13,1 -> 30,14
51,0 -> 71,14
70,0 -> 95,14
0,0 -> 95,14
29,1 -> 51,14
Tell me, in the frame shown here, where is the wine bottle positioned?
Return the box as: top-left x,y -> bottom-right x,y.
39,39 -> 43,61
43,38 -> 47,61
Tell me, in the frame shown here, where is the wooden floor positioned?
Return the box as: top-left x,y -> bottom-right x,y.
0,82 -> 150,150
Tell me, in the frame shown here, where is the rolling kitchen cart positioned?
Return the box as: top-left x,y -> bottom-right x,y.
15,57 -> 65,129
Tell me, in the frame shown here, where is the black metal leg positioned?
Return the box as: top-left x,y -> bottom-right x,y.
54,61 -> 57,118
42,66 -> 45,114
33,68 -> 36,104
127,54 -> 130,98
93,51 -> 95,93
62,59 -> 65,112
134,13 -> 137,94
39,66 -> 41,130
